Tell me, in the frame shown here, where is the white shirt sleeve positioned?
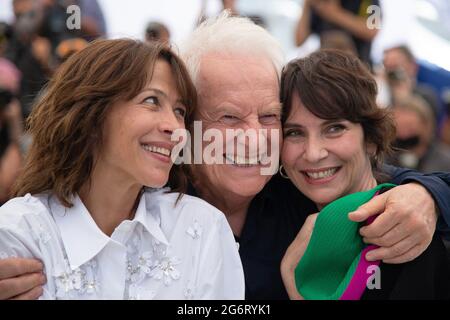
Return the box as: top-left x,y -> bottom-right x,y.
0,198 -> 43,259
0,224 -> 38,259
195,212 -> 245,300
0,196 -> 54,299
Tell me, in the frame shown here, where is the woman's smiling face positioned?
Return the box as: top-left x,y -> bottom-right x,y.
282,93 -> 377,209
97,59 -> 187,189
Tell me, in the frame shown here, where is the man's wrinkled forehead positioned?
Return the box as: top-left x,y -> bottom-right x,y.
197,52 -> 279,93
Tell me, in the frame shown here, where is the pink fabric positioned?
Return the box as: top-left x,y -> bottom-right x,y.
0,58 -> 21,93
339,246 -> 380,300
339,191 -> 381,300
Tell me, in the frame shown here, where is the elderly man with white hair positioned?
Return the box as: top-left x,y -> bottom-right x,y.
179,12 -> 450,299
1,12 -> 450,300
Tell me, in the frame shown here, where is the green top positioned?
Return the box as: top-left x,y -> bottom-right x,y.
295,183 -> 396,300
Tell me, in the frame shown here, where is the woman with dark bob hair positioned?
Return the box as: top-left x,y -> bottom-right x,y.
279,49 -> 450,299
0,39 -> 244,299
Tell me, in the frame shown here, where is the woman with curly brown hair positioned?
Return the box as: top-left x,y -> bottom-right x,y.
0,39 -> 244,299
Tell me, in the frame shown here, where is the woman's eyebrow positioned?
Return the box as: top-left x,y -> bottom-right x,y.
283,119 -> 345,128
283,123 -> 304,129
321,119 -> 344,126
283,119 -> 342,129
140,87 -> 167,97
140,87 -> 183,103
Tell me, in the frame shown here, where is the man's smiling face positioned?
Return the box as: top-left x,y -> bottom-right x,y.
192,53 -> 282,199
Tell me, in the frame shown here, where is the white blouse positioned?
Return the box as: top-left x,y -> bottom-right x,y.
0,189 -> 245,300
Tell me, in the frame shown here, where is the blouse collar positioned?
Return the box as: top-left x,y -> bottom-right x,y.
50,192 -> 169,270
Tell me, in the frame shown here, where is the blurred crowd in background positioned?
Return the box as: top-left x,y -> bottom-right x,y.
0,0 -> 449,205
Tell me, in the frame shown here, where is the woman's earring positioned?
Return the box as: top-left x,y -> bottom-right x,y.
279,165 -> 289,179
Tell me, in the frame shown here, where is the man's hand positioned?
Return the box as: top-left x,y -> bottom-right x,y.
349,183 -> 437,264
281,213 -> 318,300
0,258 -> 45,300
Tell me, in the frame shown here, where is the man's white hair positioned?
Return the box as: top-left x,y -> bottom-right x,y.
179,11 -> 285,87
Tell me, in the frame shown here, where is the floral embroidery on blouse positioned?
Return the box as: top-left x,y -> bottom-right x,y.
186,219 -> 203,240
54,259 -> 99,299
151,238 -> 166,257
125,232 -> 182,294
126,250 -> 154,283
0,190 -> 245,300
37,223 -> 51,244
128,284 -> 156,300
149,254 -> 181,286
184,281 -> 196,300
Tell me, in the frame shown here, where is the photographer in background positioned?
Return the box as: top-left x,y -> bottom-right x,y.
40,0 -> 107,45
0,27 -> 25,148
5,0 -> 53,119
295,0 -> 380,65
440,89 -> 450,147
389,95 -> 450,173
0,31 -> 25,204
383,45 -> 442,125
0,89 -> 23,205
